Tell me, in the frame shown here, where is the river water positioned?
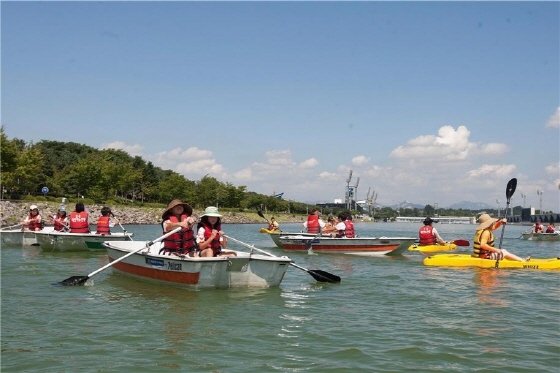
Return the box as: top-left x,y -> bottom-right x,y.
2,222 -> 559,372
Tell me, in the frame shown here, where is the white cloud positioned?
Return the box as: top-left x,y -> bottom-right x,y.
352,155 -> 370,166
477,143 -> 509,155
390,125 -> 474,161
545,161 -> 560,176
467,164 -> 517,178
299,158 -> 319,168
546,107 -> 560,128
101,141 -> 144,156
175,159 -> 225,176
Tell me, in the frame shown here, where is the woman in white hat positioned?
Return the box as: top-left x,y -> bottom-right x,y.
196,206 -> 236,257
20,205 -> 43,231
473,213 -> 527,261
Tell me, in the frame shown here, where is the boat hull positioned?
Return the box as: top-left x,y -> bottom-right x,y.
520,232 -> 560,241
1,227 -> 55,246
259,228 -> 281,234
408,243 -> 457,253
279,235 -> 416,256
104,241 -> 292,289
34,231 -> 133,252
423,254 -> 560,270
267,231 -> 330,248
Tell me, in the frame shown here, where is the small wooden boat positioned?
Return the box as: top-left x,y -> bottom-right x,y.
34,230 -> 133,252
423,254 -> 560,270
519,231 -> 560,241
103,240 -> 292,289
278,235 -> 416,256
1,226 -> 55,246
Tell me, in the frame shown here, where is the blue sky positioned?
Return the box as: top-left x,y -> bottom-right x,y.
2,1 -> 559,212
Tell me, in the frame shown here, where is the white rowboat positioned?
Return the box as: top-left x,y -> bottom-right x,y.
103,240 -> 292,289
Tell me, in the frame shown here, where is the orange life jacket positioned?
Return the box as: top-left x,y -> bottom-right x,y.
306,215 -> 320,233
70,211 -> 90,233
162,215 -> 195,254
419,226 -> 436,245
96,216 -> 111,235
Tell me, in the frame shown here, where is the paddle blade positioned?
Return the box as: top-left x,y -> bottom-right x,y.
308,269 -> 341,283
257,209 -> 267,220
60,276 -> 90,286
506,178 -> 517,201
452,239 -> 470,247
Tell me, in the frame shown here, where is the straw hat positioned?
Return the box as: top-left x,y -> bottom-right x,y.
476,213 -> 498,230
201,206 -> 222,218
29,205 -> 38,210
161,199 -> 193,219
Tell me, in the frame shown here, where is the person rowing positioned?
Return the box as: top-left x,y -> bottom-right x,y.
473,214 -> 529,262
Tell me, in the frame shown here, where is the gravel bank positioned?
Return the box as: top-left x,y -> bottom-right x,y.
0,201 -> 303,227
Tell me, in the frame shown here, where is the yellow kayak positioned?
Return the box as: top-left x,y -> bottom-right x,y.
408,243 -> 457,253
259,228 -> 281,234
423,254 -> 560,270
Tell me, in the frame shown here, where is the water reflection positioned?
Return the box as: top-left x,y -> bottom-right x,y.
471,269 -> 511,341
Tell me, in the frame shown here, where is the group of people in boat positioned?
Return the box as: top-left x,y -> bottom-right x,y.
160,199 -> 236,258
299,208 -> 531,263
532,219 -> 556,234
417,214 -> 530,262
19,202 -> 119,234
303,208 -> 355,238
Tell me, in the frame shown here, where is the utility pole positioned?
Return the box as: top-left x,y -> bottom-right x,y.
346,170 -> 353,210
366,187 -> 371,217
353,177 -> 360,211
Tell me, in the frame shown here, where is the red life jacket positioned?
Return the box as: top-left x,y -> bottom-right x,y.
162,215 -> 195,254
200,220 -> 223,256
546,225 -> 555,233
69,211 -> 90,233
54,216 -> 67,232
419,226 -> 436,245
27,214 -> 43,231
96,216 -> 111,235
344,220 -> 355,238
306,215 -> 320,233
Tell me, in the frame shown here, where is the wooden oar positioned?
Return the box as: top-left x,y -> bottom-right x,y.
257,209 -> 270,224
1,223 -> 22,230
110,212 -> 132,240
224,235 -> 341,283
496,178 -> 517,268
59,227 -> 181,286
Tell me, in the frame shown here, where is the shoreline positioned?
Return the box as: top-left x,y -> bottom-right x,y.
0,200 -> 304,227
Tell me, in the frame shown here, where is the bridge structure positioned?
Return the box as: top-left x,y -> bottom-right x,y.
395,216 -> 476,224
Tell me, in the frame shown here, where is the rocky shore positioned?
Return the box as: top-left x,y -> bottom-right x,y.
0,200 -> 304,227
